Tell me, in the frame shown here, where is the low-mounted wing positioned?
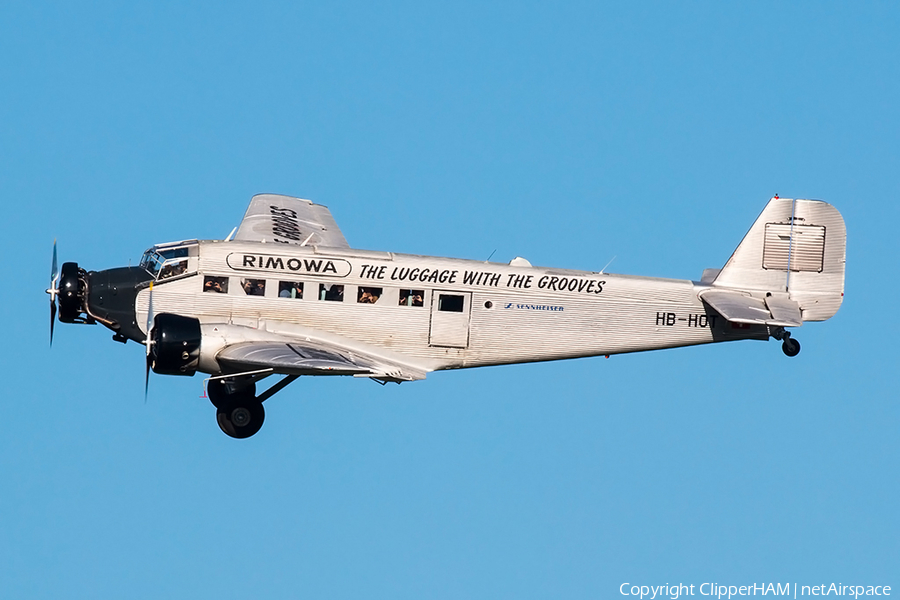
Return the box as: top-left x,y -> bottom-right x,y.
216,340 -> 427,382
233,194 -> 350,248
699,289 -> 802,327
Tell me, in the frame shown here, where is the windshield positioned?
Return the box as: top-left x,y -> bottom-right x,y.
140,246 -> 192,280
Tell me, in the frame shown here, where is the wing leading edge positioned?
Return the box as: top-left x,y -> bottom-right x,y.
232,193 -> 350,248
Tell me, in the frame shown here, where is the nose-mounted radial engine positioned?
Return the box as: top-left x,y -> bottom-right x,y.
46,241 -> 155,345
46,242 -> 94,345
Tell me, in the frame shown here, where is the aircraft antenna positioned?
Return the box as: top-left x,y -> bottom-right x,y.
224,227 -> 237,242
485,249 -> 497,263
300,232 -> 316,246
599,255 -> 617,274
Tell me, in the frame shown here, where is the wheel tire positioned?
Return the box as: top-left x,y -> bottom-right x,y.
216,400 -> 265,439
782,338 -> 801,357
207,379 -> 256,409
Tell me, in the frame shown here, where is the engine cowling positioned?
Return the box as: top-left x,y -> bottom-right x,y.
58,262 -> 86,322
150,313 -> 201,376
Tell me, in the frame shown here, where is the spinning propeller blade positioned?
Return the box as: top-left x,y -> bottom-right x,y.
48,240 -> 59,347
144,282 -> 154,402
50,300 -> 56,346
51,240 -> 58,285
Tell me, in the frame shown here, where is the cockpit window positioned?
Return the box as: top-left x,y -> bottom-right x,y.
158,259 -> 188,280
139,251 -> 165,277
140,244 -> 196,280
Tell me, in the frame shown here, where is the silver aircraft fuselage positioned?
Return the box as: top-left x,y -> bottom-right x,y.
135,240 -> 766,374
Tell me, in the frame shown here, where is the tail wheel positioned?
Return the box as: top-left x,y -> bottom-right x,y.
216,400 -> 265,439
782,337 -> 801,357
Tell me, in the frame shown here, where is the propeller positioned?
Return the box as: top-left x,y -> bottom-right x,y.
47,240 -> 59,346
144,282 -> 154,402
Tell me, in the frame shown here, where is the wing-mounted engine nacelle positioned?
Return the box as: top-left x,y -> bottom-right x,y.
149,318 -> 277,377
149,313 -> 202,376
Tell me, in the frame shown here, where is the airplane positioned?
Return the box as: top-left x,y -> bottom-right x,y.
47,194 -> 846,439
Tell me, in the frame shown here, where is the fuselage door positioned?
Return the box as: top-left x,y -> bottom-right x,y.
428,291 -> 472,348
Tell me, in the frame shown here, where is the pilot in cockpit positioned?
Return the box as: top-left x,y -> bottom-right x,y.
159,260 -> 187,280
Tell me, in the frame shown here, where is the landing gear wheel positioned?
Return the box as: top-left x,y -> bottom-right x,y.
782,337 -> 801,357
217,400 -> 265,439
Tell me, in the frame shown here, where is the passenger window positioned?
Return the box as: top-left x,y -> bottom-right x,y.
319,284 -> 344,302
278,281 -> 303,299
241,278 -> 266,296
203,276 -> 228,294
357,286 -> 382,304
438,294 -> 464,312
399,289 -> 424,307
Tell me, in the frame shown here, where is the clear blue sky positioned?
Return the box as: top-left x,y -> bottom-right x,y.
1,2 -> 897,598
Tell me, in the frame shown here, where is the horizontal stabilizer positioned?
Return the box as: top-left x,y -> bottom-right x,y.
700,289 -> 802,327
764,294 -> 802,326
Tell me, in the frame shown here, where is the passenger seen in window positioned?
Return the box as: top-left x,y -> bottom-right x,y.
320,284 -> 344,301
279,281 -> 303,299
203,276 -> 228,293
357,287 -> 382,304
242,279 -> 266,296
399,289 -> 424,306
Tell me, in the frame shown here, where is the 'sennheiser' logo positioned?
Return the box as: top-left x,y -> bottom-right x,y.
503,303 -> 564,312
226,253 -> 352,277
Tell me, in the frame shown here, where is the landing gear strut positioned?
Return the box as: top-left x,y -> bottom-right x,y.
771,327 -> 801,357
206,374 -> 299,439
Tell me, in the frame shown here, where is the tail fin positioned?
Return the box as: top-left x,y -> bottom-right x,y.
712,197 -> 846,322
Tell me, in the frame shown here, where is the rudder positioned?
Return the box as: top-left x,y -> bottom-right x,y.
713,198 -> 846,322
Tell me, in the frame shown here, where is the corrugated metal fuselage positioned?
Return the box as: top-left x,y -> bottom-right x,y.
136,240 -> 767,374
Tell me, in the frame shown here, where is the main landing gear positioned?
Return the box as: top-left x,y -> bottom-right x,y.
771,327 -> 801,357
207,374 -> 299,439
